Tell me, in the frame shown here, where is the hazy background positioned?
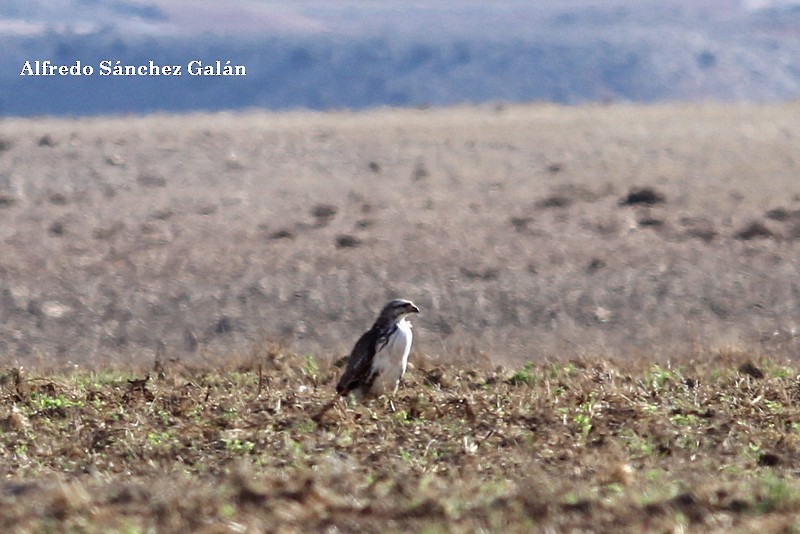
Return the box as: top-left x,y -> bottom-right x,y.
2,1 -> 800,368
3,0 -> 800,116
2,104 -> 800,367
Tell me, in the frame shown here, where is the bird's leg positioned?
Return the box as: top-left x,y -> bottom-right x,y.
389,398 -> 396,412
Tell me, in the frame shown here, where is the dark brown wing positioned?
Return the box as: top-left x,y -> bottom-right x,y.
336,327 -> 381,396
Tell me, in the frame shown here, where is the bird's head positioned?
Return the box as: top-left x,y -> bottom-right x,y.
379,299 -> 420,322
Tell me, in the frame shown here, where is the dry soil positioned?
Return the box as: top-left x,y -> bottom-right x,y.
1,102 -> 800,368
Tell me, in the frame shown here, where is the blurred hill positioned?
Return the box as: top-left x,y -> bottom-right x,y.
2,0 -> 800,116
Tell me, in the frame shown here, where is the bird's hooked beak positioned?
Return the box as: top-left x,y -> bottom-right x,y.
408,303 -> 420,314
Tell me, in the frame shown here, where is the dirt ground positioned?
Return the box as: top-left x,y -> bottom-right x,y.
1,102 -> 800,368
3,348 -> 800,532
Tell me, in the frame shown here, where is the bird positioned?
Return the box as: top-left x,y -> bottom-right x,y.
336,299 -> 420,400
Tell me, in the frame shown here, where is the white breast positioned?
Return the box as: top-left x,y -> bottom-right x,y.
370,318 -> 413,396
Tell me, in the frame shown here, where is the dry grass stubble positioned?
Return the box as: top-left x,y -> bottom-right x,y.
2,346 -> 800,531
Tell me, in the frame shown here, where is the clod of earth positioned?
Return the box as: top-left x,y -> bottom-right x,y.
620,187 -> 666,206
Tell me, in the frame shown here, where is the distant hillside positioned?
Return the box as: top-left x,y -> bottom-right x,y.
2,1 -> 800,116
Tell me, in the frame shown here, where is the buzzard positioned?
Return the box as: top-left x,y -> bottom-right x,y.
336,299 -> 420,400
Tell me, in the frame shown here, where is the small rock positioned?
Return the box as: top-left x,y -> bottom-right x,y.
270,229 -> 294,240
42,301 -> 71,318
594,307 -> 612,323
726,499 -> 750,513
620,187 -> 666,206
105,154 -> 126,167
335,234 -> 361,248
93,222 -> 125,240
196,204 -> 217,215
461,266 -> 499,281
215,316 -> 234,334
546,163 -> 563,173
765,207 -> 791,222
49,221 -> 66,236
537,195 -> 572,209
788,222 -> 800,240
413,161 -> 429,181
224,152 -> 243,170
510,216 -> 533,233
0,407 -> 29,432
737,361 -> 764,379
38,135 -> 56,147
562,500 -> 592,514
681,218 -> 717,242
758,452 -> 781,467
734,221 -> 773,240
48,193 -> 68,205
311,204 -> 338,225
150,209 -> 174,220
638,217 -> 663,228
586,258 -> 606,273
137,174 -> 166,188
425,368 -> 454,388
606,462 -> 635,486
